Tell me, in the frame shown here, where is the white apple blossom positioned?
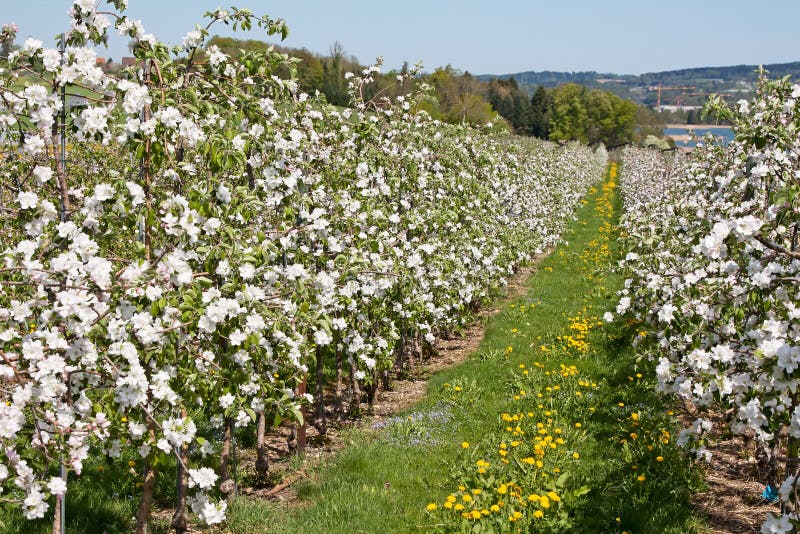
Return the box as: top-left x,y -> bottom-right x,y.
219,393 -> 235,409
22,38 -> 42,53
22,487 -> 48,519
182,29 -> 202,49
191,494 -> 227,525
23,135 -> 45,155
188,467 -> 218,490
17,191 -> 38,210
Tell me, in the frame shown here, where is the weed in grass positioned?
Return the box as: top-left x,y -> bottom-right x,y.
374,403 -> 454,447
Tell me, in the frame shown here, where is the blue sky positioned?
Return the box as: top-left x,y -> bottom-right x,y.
4,0 -> 799,75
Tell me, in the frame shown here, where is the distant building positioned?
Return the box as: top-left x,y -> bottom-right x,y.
95,57 -> 106,65
121,57 -> 139,68
657,105 -> 703,112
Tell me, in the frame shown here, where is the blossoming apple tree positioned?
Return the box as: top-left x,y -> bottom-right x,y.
0,1 -> 606,531
616,74 -> 800,532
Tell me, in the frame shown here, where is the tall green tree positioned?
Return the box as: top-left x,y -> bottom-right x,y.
586,90 -> 637,146
321,41 -> 349,106
549,83 -> 589,142
547,84 -> 637,146
634,106 -> 665,145
429,66 -> 496,125
529,85 -> 552,138
485,78 -> 533,133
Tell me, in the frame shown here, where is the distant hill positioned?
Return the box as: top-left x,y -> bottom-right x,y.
478,61 -> 800,107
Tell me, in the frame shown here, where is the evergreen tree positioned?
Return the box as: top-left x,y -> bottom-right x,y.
320,42 -> 348,106
530,85 -> 551,138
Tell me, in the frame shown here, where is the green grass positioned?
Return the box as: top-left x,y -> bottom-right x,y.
246,166 -> 706,533
0,452 -> 180,533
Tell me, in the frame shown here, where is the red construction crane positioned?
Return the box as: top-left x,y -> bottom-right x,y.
688,91 -> 735,99
647,84 -> 695,108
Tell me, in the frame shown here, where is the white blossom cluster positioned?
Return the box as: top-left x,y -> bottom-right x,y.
0,0 -> 605,527
616,76 -> 800,533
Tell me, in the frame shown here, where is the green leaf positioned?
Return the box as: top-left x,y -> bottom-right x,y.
245,408 -> 257,422
195,276 -> 213,288
573,485 -> 591,497
291,406 -> 304,425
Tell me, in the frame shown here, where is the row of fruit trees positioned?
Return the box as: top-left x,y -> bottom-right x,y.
617,75 -> 800,532
0,2 -> 606,531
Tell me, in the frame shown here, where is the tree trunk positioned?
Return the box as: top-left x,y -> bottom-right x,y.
135,465 -> 156,534
218,418 -> 236,503
51,495 -> 62,534
135,423 -> 157,534
51,470 -> 66,534
296,376 -> 307,453
366,371 -> 378,406
315,346 -> 326,435
395,325 -> 405,376
255,410 -> 269,477
334,345 -> 344,416
348,358 -> 362,409
381,368 -> 390,392
170,410 -> 190,533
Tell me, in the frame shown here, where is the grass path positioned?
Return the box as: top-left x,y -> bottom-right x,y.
231,164 -> 706,533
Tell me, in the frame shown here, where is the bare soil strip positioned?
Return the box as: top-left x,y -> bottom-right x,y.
691,421 -> 778,533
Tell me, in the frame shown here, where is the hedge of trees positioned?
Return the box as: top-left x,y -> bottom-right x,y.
206,37 -> 651,148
